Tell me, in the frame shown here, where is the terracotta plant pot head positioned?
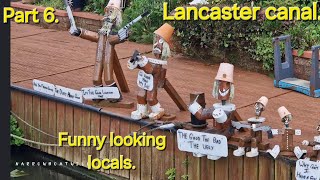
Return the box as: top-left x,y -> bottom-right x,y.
105,0 -> 121,11
103,0 -> 122,27
215,63 -> 234,101
154,23 -> 174,44
278,106 -> 292,124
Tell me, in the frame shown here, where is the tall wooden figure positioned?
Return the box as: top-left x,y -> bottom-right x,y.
127,23 -> 175,120
188,63 -> 242,138
233,96 -> 273,157
72,0 -> 129,102
301,122 -> 320,162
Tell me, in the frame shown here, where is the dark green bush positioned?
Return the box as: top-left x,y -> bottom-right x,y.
10,115 -> 24,146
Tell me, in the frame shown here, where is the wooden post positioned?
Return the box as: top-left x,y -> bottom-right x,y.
113,47 -> 130,93
163,79 -> 188,111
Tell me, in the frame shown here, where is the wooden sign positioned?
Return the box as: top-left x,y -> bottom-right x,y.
295,159 -> 320,180
137,70 -> 153,91
81,87 -> 120,100
32,79 -> 55,96
55,85 -> 83,103
177,129 -> 228,157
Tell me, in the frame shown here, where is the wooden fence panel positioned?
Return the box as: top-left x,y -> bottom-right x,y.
16,92 -> 25,138
214,156 -> 228,180
24,94 -> 33,147
228,149 -> 243,180
174,138 -> 188,180
40,98 -> 49,153
201,157 -> 215,180
32,96 -> 41,149
259,155 -> 274,180
65,105 -> 74,162
90,112 -> 101,160
109,117 -> 120,176
129,123 -> 141,180
100,115 -> 110,174
48,100 -> 57,155
243,156 -> 259,180
119,120 -> 131,178
56,102 -> 66,158
73,107 -> 82,164
275,159 -> 291,180
187,154 -> 201,180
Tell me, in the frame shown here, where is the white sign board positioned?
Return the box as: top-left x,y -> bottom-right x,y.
55,85 -> 83,103
33,79 -> 55,96
137,70 -> 153,91
295,159 -> 320,180
81,87 -> 120,100
177,129 -> 228,157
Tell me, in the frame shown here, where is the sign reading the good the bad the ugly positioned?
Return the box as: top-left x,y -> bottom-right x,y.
81,87 -> 120,100
55,85 -> 83,103
177,129 -> 228,157
295,159 -> 320,180
33,79 -> 55,96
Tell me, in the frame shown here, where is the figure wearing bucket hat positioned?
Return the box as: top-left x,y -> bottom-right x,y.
188,63 -> 243,160
233,96 -> 274,158
70,0 -> 128,103
127,23 -> 175,120
301,122 -> 320,162
267,106 -> 304,159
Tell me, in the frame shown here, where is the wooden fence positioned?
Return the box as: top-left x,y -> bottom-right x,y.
11,86 -> 297,180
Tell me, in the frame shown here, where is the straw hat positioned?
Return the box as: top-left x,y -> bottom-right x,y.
215,63 -> 234,83
105,0 -> 121,11
154,23 -> 174,43
278,106 -> 292,119
256,96 -> 268,108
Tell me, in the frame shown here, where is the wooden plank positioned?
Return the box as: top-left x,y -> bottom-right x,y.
24,94 -> 33,147
228,149 -> 243,180
187,153 -> 201,180
109,117 -> 120,176
243,156 -> 258,180
56,102 -> 66,158
16,92 -> 25,139
48,100 -> 57,155
151,130 -> 166,180
164,79 -> 188,111
90,112 -> 101,161
214,155 -> 228,180
100,115 -> 110,174
291,164 -> 296,180
129,123 -> 141,180
275,159 -> 291,180
113,47 -> 130,93
119,119 -> 130,178
81,110 -> 91,168
33,96 -> 41,149
201,157 -> 215,180
40,98 -> 49,153
65,105 -> 74,162
73,107 -> 82,164
163,131 -> 175,179
259,155 -> 274,180
140,130 -> 152,180
174,137 -> 188,180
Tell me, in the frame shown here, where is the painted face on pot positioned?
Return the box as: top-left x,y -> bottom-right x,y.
218,80 -> 231,101
317,123 -> 320,133
254,102 -> 264,117
153,35 -> 164,59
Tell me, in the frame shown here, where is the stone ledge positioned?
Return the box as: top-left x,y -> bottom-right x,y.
292,50 -> 320,60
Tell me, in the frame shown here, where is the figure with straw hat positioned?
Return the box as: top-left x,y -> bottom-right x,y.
71,0 -> 128,102
267,106 -> 304,159
233,96 -> 273,157
301,122 -> 320,162
188,63 -> 243,160
127,23 -> 174,120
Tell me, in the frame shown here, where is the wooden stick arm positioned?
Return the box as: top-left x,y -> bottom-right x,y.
79,28 -> 99,42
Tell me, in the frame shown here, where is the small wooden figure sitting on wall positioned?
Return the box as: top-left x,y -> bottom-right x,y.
233,96 -> 273,157
127,23 -> 174,120
188,63 -> 241,137
301,122 -> 320,162
267,106 -> 303,159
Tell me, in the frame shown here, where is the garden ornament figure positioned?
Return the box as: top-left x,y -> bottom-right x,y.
70,0 -> 127,102
127,23 -> 174,120
301,122 -> 320,162
267,106 -> 304,159
233,96 -> 273,158
188,63 -> 242,160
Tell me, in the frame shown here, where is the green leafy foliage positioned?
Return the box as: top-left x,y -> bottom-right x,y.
165,168 -> 176,180
35,0 -> 65,10
10,115 -> 24,146
83,0 -> 107,15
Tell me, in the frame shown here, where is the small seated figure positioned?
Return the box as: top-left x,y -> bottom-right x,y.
188,63 -> 240,138
267,106 -> 303,158
127,23 -> 174,120
301,122 -> 320,162
233,96 -> 273,157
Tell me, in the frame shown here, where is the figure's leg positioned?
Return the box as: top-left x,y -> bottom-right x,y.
233,137 -> 250,156
147,65 -> 165,120
131,88 -> 148,120
246,138 -> 259,157
93,34 -> 106,87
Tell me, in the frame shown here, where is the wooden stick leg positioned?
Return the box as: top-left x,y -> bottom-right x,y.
163,78 -> 188,111
112,48 -> 130,93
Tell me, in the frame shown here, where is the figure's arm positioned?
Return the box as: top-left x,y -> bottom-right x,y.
70,28 -> 99,42
127,55 -> 154,74
188,102 -> 214,120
